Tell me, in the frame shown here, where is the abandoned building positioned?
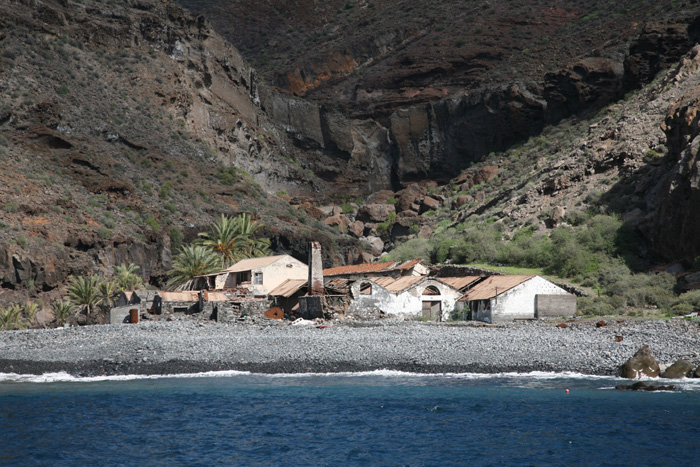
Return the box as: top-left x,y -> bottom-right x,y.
344,276 -> 464,321
109,288 -> 271,324
189,255 -> 308,294
467,275 -> 576,323
323,259 -> 428,281
437,276 -> 483,294
268,279 -> 307,315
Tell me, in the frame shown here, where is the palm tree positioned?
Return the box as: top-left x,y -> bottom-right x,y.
23,301 -> 41,326
66,275 -> 102,319
114,263 -> 145,291
0,304 -> 23,331
168,245 -> 220,290
235,213 -> 271,258
97,280 -> 120,310
197,214 -> 250,268
198,213 -> 271,266
51,301 -> 75,326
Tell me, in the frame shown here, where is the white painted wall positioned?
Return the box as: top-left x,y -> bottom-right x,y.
348,279 -> 462,321
217,256 -> 307,294
475,276 -> 570,323
254,256 -> 307,295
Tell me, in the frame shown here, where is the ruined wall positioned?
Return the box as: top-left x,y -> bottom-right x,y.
347,278 -> 461,320
394,280 -> 462,321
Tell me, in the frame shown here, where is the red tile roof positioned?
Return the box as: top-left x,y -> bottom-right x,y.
397,259 -> 423,270
323,259 -> 424,277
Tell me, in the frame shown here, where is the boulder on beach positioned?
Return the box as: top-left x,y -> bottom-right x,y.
661,359 -> 693,379
619,345 -> 660,379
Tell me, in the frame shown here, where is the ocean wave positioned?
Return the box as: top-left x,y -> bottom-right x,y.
2,368 -> 699,391
0,370 -> 251,384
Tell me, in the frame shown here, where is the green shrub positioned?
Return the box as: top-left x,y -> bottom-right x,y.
16,236 -> 26,248
97,227 -> 111,240
3,202 -> 18,213
576,296 -> 616,316
671,303 -> 694,316
144,216 -> 161,232
217,165 -> 241,185
384,237 -> 432,262
168,226 -> 184,251
671,290 -> 700,310
56,85 -> 69,95
159,182 -> 174,199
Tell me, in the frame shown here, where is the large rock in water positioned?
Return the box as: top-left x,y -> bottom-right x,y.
661,359 -> 694,379
619,345 -> 661,379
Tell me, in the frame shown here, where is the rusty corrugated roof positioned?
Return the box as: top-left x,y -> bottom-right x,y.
159,291 -> 199,302
222,255 -> 291,273
380,276 -> 424,293
397,259 -> 423,270
467,275 -> 535,300
323,259 -> 425,277
204,291 -> 230,302
439,276 -> 482,291
269,279 -> 307,297
324,278 -> 353,293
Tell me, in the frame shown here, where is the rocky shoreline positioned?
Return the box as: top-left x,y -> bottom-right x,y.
1,319 -> 699,377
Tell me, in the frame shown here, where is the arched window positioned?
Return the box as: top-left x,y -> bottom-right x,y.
422,285 -> 441,296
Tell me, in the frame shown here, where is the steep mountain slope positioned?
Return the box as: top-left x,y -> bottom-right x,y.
2,0 -> 700,312
180,0 -> 700,267
0,0 -> 364,304
182,0 -> 700,186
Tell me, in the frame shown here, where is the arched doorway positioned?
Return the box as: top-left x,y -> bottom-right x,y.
421,286 -> 442,321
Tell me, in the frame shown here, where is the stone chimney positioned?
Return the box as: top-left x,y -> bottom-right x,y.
308,241 -> 324,295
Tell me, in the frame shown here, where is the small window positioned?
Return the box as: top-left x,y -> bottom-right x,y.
253,272 -> 263,285
422,286 -> 441,296
360,282 -> 372,295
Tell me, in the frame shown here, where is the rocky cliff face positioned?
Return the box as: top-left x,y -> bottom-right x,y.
643,49 -> 700,263
3,0 -> 700,308
0,0 -> 364,303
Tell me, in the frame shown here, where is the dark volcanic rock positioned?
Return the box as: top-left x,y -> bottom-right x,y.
620,345 -> 661,379
624,21 -> 700,90
356,204 -> 395,223
661,359 -> 694,379
545,58 -> 624,124
615,381 -> 676,391
640,76 -> 700,263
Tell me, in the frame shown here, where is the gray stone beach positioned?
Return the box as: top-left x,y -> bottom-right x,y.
1,319 -> 699,377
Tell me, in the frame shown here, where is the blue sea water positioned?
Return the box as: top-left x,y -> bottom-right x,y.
1,371 -> 699,466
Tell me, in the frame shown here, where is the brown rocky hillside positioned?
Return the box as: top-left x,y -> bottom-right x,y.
0,0 -> 366,305
2,0 -> 700,308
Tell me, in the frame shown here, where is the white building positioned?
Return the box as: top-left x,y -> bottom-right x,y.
467,275 -> 575,323
192,255 -> 308,295
347,276 -> 464,321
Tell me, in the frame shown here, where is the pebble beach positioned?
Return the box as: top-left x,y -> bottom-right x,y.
1,319 -> 699,377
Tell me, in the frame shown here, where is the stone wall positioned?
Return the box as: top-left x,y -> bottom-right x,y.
535,295 -> 577,319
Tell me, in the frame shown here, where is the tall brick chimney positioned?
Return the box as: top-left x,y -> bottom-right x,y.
308,241 -> 324,295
